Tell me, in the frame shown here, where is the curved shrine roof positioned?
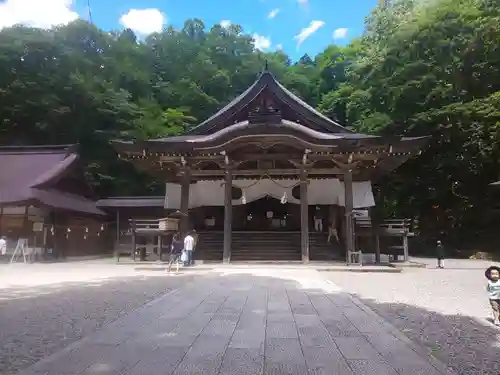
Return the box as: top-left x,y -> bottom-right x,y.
0,145 -> 104,215
113,119 -> 428,154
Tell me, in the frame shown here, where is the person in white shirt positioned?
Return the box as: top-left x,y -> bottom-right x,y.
183,232 -> 195,266
0,236 -> 7,256
485,266 -> 500,326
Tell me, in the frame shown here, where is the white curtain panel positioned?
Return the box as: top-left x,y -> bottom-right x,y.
164,178 -> 375,209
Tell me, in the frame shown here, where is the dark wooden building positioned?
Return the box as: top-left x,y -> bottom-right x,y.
0,145 -> 108,260
113,69 -> 428,263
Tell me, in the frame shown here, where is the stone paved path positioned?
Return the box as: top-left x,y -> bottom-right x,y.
20,269 -> 452,375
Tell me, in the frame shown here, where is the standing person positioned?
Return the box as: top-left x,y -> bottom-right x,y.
168,233 -> 183,273
191,229 -> 199,264
485,266 -> 500,326
436,240 -> 445,268
0,236 -> 7,257
314,206 -> 323,232
183,231 -> 195,267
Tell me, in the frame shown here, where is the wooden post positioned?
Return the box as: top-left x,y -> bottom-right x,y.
375,234 -> 381,264
403,222 -> 409,262
116,210 -> 120,241
0,206 -> 3,235
131,219 -> 136,261
300,169 -> 309,263
344,169 -> 355,264
179,169 -> 191,236
223,167 -> 233,263
115,209 -> 120,261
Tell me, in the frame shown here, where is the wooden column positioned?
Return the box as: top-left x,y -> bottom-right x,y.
375,234 -> 381,264
343,169 -> 355,264
223,167 -> 233,263
179,169 -> 191,236
403,232 -> 409,262
114,210 -> 119,261
300,169 -> 309,263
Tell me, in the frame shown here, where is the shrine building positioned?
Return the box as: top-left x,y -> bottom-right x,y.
111,69 -> 427,263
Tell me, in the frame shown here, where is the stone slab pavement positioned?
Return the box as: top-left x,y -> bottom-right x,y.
18,268 -> 455,375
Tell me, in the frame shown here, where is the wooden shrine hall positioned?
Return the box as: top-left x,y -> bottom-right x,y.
112,69 -> 428,264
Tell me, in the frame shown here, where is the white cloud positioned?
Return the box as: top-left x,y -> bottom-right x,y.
333,27 -> 348,39
294,20 -> 324,47
0,0 -> 78,29
268,8 -> 280,19
120,8 -> 166,35
220,20 -> 231,28
252,33 -> 271,51
276,44 -> 283,50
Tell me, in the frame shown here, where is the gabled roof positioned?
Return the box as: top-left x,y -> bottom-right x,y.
185,69 -> 352,136
0,145 -> 104,215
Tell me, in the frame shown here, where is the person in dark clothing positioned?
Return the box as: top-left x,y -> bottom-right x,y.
168,233 -> 183,273
436,240 -> 445,268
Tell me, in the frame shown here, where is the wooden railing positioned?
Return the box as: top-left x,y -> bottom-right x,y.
353,217 -> 413,263
354,218 -> 413,236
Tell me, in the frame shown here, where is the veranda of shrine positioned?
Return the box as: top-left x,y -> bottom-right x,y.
112,69 -> 428,265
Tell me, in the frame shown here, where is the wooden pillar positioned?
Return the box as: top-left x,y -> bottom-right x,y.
116,209 -> 120,241
179,169 -> 191,236
300,169 -> 309,263
131,219 -> 136,261
403,229 -> 409,262
223,168 -> 233,263
114,209 -> 120,260
344,169 -> 355,264
375,234 -> 381,264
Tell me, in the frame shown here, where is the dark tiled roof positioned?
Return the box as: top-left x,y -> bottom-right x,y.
0,145 -> 104,215
97,196 -> 165,207
180,70 -> 352,136
112,120 -> 428,154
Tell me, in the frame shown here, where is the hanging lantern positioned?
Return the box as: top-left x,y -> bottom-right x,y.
67,228 -> 71,233
84,234 -> 87,240
50,226 -> 54,235
241,194 -> 247,205
281,192 -> 288,204
100,224 -> 104,231
85,227 -> 89,233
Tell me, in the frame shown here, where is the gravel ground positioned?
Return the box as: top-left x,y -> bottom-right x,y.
0,263 -> 195,375
323,258 -> 500,375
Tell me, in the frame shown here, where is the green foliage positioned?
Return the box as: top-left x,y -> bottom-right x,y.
0,0 -> 499,244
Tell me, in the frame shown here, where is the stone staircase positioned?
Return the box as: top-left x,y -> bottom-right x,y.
195,231 -> 343,262
309,232 -> 344,261
231,231 -> 302,262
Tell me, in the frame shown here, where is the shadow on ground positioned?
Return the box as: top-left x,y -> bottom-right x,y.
5,270 -> 500,375
354,295 -> 500,375
0,273 -> 196,375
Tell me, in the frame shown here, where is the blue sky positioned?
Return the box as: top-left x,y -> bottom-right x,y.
0,0 -> 379,59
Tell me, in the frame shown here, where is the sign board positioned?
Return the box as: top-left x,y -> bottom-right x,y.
33,222 -> 44,232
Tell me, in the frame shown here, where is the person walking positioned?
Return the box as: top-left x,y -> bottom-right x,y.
436,240 -> 445,268
183,231 -> 195,266
485,266 -> 500,326
168,233 -> 183,273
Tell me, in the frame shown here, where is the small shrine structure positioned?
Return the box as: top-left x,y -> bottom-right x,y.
113,69 -> 428,264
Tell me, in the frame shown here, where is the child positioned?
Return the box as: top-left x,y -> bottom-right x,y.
436,240 -> 445,268
485,266 -> 500,326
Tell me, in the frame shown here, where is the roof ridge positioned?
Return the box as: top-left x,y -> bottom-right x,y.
0,144 -> 76,154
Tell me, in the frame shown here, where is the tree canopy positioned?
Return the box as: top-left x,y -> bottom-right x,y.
0,0 -> 499,246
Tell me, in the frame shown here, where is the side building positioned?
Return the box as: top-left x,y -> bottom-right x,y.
0,145 -> 108,261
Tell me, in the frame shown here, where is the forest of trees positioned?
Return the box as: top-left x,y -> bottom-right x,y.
0,0 -> 499,247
